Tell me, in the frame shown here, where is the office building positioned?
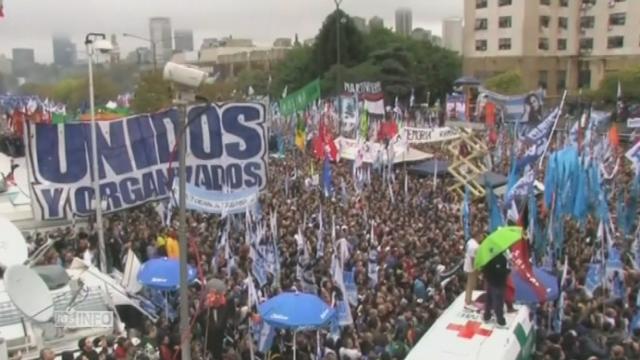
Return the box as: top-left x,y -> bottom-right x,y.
11,48 -> 35,76
52,35 -> 77,67
369,16 -> 385,30
463,0 -> 640,96
395,7 -> 413,36
174,29 -> 194,52
353,16 -> 368,33
201,38 -> 221,50
125,47 -> 153,65
443,17 -> 464,54
149,17 -> 173,64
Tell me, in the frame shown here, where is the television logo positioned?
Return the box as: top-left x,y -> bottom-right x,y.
54,311 -> 114,328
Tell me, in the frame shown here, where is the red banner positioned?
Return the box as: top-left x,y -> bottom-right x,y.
510,240 -> 548,302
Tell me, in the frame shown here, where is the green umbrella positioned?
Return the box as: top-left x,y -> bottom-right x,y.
474,226 -> 523,270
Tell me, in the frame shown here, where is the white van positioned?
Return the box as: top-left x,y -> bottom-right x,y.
406,291 -> 535,360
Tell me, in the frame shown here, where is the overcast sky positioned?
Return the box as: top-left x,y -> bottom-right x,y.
0,0 -> 463,63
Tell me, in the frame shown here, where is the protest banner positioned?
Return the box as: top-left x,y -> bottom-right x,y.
173,182 -> 258,215
344,82 -> 385,115
479,89 -> 544,123
344,81 -> 382,94
403,126 -> 460,144
279,79 -> 321,117
27,103 -> 267,220
336,137 -> 431,164
446,93 -> 466,120
628,118 -> 640,129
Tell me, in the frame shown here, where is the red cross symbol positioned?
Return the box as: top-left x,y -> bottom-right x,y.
446,320 -> 493,339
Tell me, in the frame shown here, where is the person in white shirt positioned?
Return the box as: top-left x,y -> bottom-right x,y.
464,232 -> 481,308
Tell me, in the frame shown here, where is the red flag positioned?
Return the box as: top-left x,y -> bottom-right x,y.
377,119 -> 398,142
609,126 -> 620,150
510,208 -> 548,304
510,240 -> 547,302
313,120 -> 338,161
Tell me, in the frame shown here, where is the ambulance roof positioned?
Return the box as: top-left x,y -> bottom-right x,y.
406,291 -> 533,360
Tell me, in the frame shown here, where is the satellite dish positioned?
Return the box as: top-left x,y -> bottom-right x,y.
5,265 -> 55,322
0,216 -> 28,268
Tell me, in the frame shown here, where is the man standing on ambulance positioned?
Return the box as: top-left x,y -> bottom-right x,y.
482,250 -> 510,327
464,229 -> 480,309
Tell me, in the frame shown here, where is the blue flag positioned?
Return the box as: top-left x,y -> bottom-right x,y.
584,263 -> 604,298
323,158 -> 333,197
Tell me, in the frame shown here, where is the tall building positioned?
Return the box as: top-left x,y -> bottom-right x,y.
463,0 -> 640,96
149,17 -> 173,64
395,7 -> 413,36
174,29 -> 194,52
352,16 -> 368,33
125,47 -> 153,65
443,17 -> 464,54
52,35 -> 77,67
369,16 -> 385,30
11,48 -> 35,76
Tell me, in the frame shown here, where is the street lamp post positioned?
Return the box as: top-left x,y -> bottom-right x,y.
123,32 -> 158,71
85,33 -> 112,274
334,0 -> 344,133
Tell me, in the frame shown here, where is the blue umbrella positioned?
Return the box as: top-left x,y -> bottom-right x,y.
258,292 -> 336,330
137,257 -> 197,291
513,267 -> 559,304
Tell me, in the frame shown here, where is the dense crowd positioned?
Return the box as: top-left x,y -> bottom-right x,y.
24,121 -> 640,360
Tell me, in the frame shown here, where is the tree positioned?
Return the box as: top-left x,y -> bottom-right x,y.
484,71 -> 525,95
593,65 -> 640,104
199,81 -> 242,102
130,71 -> 172,113
405,39 -> 461,105
235,69 -> 269,96
311,10 -> 368,78
271,45 -> 315,98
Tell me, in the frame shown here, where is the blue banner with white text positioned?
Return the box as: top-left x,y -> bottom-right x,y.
27,104 -> 267,220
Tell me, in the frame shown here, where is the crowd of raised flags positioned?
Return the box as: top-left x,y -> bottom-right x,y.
474,80 -> 640,336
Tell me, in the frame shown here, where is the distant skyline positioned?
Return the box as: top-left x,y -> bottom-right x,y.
0,0 -> 462,63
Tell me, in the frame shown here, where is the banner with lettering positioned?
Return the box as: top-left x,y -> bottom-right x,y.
27,104 -> 267,220
173,182 -> 258,215
479,89 -> 545,123
446,93 -> 466,120
344,81 -> 382,94
403,126 -> 461,144
279,79 -> 321,117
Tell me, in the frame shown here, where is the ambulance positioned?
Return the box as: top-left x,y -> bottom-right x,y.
406,291 -> 535,360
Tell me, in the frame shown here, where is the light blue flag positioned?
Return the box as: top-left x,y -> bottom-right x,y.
584,263 -> 604,298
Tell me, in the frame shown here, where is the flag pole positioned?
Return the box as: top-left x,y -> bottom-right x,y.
538,90 -> 568,168
433,157 -> 438,192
